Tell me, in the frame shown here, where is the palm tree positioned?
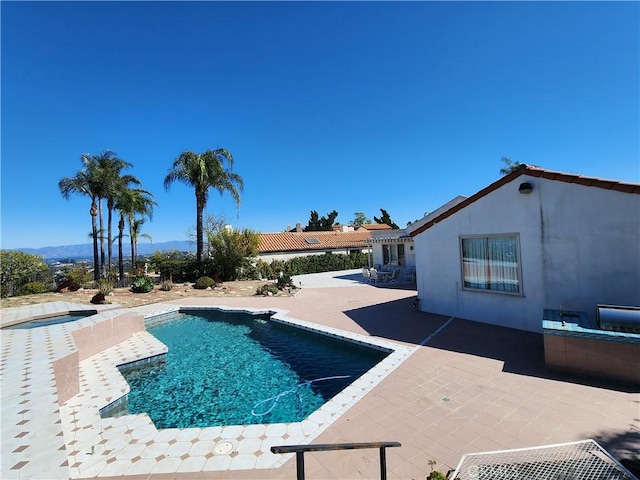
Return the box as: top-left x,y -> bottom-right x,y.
59,159 -> 101,281
106,174 -> 141,277
164,149 -> 243,262
115,187 -> 156,279
59,151 -> 137,280
499,157 -> 523,175
92,151 -> 137,276
129,217 -> 153,270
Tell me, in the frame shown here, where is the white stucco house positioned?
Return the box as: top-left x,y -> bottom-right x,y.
366,225 -> 416,275
406,165 -> 640,332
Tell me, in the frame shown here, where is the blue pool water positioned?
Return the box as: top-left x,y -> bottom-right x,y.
120,310 -> 389,428
4,311 -> 97,329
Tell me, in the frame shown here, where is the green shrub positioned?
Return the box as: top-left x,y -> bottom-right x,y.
67,264 -> 93,287
427,472 -> 447,480
259,252 -> 369,279
277,274 -> 293,289
256,260 -> 273,280
130,275 -> 154,293
154,258 -> 217,283
16,281 -> 48,296
207,227 -> 259,281
238,263 -> 258,280
96,278 -> 114,296
56,278 -> 81,292
159,279 -> 174,291
90,292 -> 106,304
426,459 -> 449,480
194,276 -> 215,289
270,260 -> 285,277
154,250 -> 369,285
256,283 -> 279,296
1,250 -> 50,297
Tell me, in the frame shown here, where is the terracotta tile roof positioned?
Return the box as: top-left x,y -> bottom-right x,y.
360,224 -> 393,230
258,231 -> 371,254
410,164 -> 640,238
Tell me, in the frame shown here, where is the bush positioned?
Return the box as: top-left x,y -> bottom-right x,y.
130,275 -> 154,293
261,252 -> 370,279
256,283 -> 279,296
277,274 -> 293,289
270,260 -> 286,278
16,281 -> 48,296
194,276 -> 215,289
1,250 -> 51,297
426,459 -> 448,480
256,260 -> 273,280
66,264 -> 93,288
96,278 -> 114,296
159,279 -> 174,291
208,227 -> 259,281
90,292 -> 106,304
154,250 -> 369,284
238,262 -> 258,280
427,472 -> 447,480
154,258 -> 217,283
56,278 -> 81,292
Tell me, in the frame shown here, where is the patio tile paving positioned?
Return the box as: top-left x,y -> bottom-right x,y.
2,273 -> 638,479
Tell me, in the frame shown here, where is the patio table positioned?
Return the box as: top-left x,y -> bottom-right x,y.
377,271 -> 392,283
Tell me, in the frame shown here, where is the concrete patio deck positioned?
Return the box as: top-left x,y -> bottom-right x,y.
1,272 -> 638,479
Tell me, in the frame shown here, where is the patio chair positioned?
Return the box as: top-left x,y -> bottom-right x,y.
405,268 -> 416,282
389,268 -> 400,283
362,268 -> 371,283
369,268 -> 379,283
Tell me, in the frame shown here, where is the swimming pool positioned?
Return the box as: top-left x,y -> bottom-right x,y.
118,309 -> 389,428
2,310 -> 97,329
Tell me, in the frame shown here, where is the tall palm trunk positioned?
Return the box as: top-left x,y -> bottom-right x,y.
133,238 -> 138,270
90,200 -> 100,281
98,199 -> 106,278
128,215 -> 136,270
107,200 -> 114,276
195,188 -> 205,263
118,214 -> 125,281
130,244 -> 136,272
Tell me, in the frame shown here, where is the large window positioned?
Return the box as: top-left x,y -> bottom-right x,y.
460,235 -> 521,294
382,243 -> 405,266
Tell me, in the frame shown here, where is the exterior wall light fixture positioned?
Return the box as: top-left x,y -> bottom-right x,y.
519,182 -> 533,194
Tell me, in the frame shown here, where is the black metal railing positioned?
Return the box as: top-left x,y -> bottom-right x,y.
271,441 -> 401,480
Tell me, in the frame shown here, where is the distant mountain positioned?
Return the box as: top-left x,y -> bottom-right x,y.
10,241 -> 195,259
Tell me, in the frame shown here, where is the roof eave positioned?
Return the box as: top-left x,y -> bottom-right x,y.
409,164 -> 640,238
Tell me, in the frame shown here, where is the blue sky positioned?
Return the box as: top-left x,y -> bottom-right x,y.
2,1 -> 638,250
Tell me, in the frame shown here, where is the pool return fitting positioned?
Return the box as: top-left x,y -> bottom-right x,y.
251,375 -> 351,417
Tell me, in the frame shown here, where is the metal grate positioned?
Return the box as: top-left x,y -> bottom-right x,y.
450,439 -> 638,480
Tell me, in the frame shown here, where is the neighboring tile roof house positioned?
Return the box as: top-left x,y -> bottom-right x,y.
258,231 -> 371,254
409,164 -> 640,237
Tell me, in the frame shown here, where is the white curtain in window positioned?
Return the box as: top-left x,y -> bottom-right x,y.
462,238 -> 489,289
489,236 -> 519,292
462,236 -> 519,293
